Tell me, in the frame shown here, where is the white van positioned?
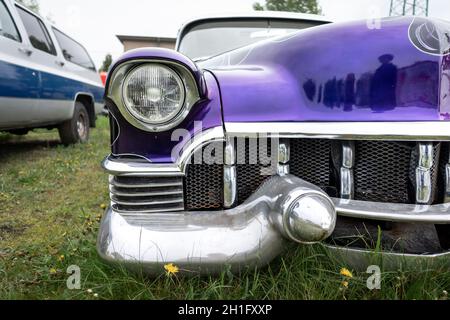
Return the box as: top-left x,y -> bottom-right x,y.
0,0 -> 104,144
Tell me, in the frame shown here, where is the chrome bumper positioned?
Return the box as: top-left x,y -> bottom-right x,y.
99,156 -> 450,274
97,174 -> 337,275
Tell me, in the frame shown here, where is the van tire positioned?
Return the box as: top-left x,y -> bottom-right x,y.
58,102 -> 90,145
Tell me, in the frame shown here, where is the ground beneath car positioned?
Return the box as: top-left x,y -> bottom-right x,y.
0,117 -> 449,300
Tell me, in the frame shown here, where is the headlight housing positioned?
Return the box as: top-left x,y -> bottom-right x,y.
123,64 -> 186,125
107,59 -> 201,132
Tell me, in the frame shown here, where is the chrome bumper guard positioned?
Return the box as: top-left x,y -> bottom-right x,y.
98,157 -> 450,274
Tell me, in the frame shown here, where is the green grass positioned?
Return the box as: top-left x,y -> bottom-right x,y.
0,117 -> 449,300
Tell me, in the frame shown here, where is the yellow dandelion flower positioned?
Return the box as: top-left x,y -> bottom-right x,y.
340,268 -> 353,278
49,268 -> 57,274
57,255 -> 65,262
100,203 -> 107,209
164,263 -> 179,275
342,281 -> 349,288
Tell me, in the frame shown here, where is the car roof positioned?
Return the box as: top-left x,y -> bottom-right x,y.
176,11 -> 333,49
13,0 -> 56,27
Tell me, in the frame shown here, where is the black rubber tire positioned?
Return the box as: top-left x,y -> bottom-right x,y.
58,102 -> 90,145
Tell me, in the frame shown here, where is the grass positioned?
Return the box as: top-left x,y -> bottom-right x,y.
0,116 -> 449,300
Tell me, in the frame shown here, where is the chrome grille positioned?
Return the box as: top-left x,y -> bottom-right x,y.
110,176 -> 184,214
354,141 -> 414,203
236,138 -> 273,205
290,139 -> 333,191
409,142 -> 441,204
185,163 -> 223,209
185,142 -> 224,210
438,142 -> 450,202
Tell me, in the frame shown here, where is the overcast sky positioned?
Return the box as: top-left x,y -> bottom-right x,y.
37,0 -> 450,69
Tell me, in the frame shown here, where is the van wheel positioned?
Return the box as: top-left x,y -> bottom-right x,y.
58,102 -> 90,145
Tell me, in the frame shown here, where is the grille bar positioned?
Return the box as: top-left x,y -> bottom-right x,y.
110,175 -> 184,214
110,186 -> 183,197
111,197 -> 184,206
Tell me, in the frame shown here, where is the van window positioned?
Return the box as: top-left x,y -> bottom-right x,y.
53,28 -> 96,71
16,6 -> 56,55
0,0 -> 21,42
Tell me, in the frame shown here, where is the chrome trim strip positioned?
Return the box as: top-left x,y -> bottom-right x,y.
110,180 -> 183,188
223,137 -> 237,208
446,164 -> 450,203
277,139 -> 290,176
416,143 -> 434,204
112,205 -> 185,215
334,198 -> 450,224
225,122 -> 450,141
446,148 -> 450,203
340,141 -> 355,200
223,165 -> 237,208
278,139 -> 290,164
102,126 -> 225,176
102,158 -> 183,177
177,126 -> 225,172
110,186 -> 183,197
111,197 -> 184,206
324,245 -> 450,270
224,137 -> 236,166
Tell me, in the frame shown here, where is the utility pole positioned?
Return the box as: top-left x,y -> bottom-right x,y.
389,0 -> 429,16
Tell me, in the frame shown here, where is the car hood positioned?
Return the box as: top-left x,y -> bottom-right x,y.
200,16 -> 450,123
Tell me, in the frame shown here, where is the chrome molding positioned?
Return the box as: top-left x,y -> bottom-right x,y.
277,139 -> 290,176
102,126 -> 225,176
446,164 -> 450,203
102,158 -> 183,177
446,148 -> 450,203
177,126 -> 225,172
224,136 -> 236,166
340,141 -> 355,200
416,143 -> 434,204
324,245 -> 450,271
334,198 -> 450,224
225,122 -> 450,141
223,137 -> 237,208
224,166 -> 237,208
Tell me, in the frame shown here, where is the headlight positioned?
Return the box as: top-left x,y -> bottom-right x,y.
107,58 -> 201,132
123,64 -> 186,124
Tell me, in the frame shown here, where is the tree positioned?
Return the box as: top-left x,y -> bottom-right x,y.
17,0 -> 40,14
253,0 -> 322,14
99,54 -> 113,73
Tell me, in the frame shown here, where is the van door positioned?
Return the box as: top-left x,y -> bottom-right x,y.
15,5 -> 70,124
0,0 -> 39,129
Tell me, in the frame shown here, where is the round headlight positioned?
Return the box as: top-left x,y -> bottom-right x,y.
122,64 -> 186,125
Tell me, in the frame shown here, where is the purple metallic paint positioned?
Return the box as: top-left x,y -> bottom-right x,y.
201,16 -> 447,122
106,17 -> 450,163
107,47 -> 206,96
107,71 -> 223,163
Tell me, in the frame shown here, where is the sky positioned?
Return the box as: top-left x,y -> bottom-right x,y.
36,0 -> 450,69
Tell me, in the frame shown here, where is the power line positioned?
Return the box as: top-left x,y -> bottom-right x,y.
389,0 -> 429,16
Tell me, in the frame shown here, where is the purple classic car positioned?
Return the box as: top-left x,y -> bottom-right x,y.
98,11 -> 450,274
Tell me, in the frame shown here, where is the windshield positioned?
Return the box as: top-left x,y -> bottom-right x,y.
178,19 -> 327,61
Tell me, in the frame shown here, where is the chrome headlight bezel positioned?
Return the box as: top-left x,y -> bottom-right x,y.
122,63 -> 186,125
108,59 -> 201,132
